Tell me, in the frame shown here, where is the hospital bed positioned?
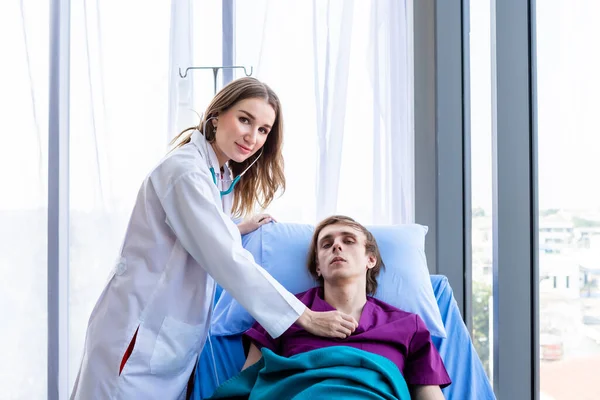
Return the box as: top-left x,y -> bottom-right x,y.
190,223 -> 496,400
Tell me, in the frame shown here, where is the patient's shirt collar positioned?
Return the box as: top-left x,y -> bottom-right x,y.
313,287 -> 375,334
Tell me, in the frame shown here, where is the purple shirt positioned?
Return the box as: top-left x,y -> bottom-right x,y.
245,287 -> 451,388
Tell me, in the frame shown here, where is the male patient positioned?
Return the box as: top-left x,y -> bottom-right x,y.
242,215 -> 451,400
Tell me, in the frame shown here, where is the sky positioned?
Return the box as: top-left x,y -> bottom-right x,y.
470,0 -> 600,212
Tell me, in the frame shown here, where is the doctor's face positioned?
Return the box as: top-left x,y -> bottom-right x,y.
211,97 -> 275,166
315,223 -> 377,287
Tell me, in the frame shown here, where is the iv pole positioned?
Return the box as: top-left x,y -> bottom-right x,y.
178,65 -> 253,94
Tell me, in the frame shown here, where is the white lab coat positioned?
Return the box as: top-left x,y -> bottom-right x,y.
70,131 -> 306,400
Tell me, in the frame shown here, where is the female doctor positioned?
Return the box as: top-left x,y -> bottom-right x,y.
70,77 -> 358,400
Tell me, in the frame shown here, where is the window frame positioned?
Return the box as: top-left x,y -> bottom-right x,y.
48,0 -> 71,398
413,0 -> 539,398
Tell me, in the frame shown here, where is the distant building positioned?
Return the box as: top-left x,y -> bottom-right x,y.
578,249 -> 600,299
539,252 -> 580,299
539,213 -> 575,253
576,227 -> 600,249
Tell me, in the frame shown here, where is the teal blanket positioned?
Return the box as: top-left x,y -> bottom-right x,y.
208,346 -> 411,400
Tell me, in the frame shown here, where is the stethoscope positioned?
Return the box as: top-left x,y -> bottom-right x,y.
200,116 -> 263,196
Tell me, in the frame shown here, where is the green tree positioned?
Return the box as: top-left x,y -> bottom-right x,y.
540,208 -> 560,217
472,281 -> 492,378
572,216 -> 600,228
472,207 -> 486,218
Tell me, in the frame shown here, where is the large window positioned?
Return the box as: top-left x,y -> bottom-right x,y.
10,1 -> 574,398
536,1 -> 600,398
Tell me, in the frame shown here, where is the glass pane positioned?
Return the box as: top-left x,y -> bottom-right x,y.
536,2 -> 600,398
469,0 -> 493,382
68,1 -> 171,390
0,1 -> 49,398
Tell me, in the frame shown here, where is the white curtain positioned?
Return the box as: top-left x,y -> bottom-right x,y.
167,0 -> 195,140
234,0 -> 413,225
312,0 -> 355,221
369,0 -> 414,224
68,0 -> 224,390
66,0 -> 224,390
0,2 -> 49,398
68,0 -> 173,390
0,1 -> 411,395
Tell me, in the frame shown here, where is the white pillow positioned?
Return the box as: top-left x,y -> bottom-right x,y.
211,222 -> 447,338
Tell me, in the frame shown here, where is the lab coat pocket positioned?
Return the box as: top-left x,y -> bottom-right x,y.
149,316 -> 203,376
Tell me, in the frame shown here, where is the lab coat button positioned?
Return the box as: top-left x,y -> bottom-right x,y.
115,258 -> 127,275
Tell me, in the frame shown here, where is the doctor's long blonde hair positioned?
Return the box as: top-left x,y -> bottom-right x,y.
170,77 -> 285,218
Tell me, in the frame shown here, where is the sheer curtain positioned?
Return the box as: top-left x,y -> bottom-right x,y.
234,0 -> 413,225
2,0 -> 411,395
369,0 -> 413,224
167,0 -> 195,139
67,0 -> 225,390
312,0 -> 355,221
68,0 -> 173,390
0,2 -> 49,398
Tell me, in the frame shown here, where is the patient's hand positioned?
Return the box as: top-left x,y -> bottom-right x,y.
238,214 -> 276,235
296,308 -> 358,339
242,343 -> 263,370
412,385 -> 446,400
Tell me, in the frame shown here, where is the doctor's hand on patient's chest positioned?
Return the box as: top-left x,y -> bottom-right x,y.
295,308 -> 359,339
237,213 -> 276,235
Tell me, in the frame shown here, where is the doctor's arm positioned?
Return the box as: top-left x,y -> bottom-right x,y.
156,172 -> 356,339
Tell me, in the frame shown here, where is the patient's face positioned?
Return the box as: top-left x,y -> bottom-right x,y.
315,224 -> 376,286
